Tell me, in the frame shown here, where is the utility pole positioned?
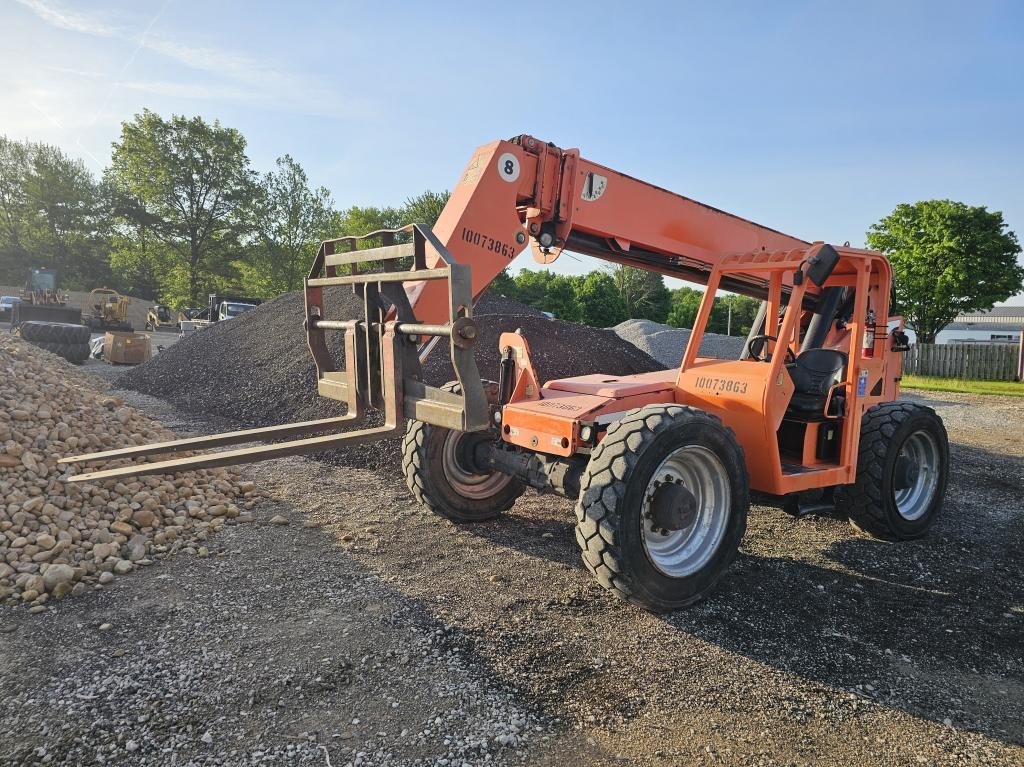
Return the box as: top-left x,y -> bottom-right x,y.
727,304 -> 732,336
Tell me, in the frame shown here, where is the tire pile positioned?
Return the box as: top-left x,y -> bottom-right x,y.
115,289 -> 665,472
0,336 -> 258,611
17,321 -> 91,364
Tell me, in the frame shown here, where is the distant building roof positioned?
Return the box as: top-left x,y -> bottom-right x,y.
943,322 -> 1022,332
953,306 -> 1024,324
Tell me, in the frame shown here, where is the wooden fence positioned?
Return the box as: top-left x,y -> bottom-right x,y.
903,343 -> 1021,381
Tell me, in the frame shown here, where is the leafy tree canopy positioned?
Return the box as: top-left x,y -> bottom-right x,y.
105,110 -> 255,305
0,137 -> 112,290
867,200 -> 1023,343
237,154 -> 334,296
614,265 -> 671,323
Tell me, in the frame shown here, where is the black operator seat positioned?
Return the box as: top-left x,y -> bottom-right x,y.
785,348 -> 848,420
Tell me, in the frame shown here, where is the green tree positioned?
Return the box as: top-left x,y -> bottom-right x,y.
0,137 -> 32,278
402,190 -> 450,227
710,294 -> 761,336
106,110 -> 255,305
24,143 -> 106,288
507,269 -> 581,320
574,271 -> 627,327
867,200 -> 1023,343
510,269 -> 553,308
239,155 -> 333,296
613,265 -> 671,322
329,204 -> 403,243
0,137 -> 112,289
666,286 -> 704,329
489,267 -> 517,298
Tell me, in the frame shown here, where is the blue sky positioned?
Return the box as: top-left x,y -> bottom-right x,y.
2,0 -> 1023,302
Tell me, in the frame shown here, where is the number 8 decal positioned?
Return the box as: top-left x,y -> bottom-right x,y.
497,152 -> 520,182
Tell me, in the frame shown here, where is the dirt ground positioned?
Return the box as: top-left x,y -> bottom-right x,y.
0,385 -> 1021,766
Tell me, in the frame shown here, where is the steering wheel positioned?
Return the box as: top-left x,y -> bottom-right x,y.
746,334 -> 796,363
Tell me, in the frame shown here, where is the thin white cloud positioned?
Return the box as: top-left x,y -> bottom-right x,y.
115,79 -> 252,102
12,0 -> 120,37
13,0 -> 352,116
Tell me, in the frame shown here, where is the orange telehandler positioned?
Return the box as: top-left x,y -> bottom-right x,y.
62,135 -> 949,612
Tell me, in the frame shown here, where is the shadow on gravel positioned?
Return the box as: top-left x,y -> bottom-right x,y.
441,459 -> 1023,746
668,542 -> 1022,742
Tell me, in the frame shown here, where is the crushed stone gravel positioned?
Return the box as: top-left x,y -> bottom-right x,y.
613,318 -> 746,367
0,337 -> 256,610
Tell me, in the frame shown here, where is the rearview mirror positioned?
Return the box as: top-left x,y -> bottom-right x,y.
805,244 -> 840,287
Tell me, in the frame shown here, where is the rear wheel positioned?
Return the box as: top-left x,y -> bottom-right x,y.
402,381 -> 525,523
836,402 -> 949,540
575,405 -> 749,612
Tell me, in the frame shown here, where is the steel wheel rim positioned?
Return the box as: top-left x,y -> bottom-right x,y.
441,431 -> 514,500
641,445 -> 731,578
894,430 -> 941,521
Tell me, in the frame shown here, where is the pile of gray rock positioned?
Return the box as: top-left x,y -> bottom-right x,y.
613,318 -> 747,368
0,336 -> 258,611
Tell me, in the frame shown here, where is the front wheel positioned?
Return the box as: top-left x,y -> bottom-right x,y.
402,381 -> 525,523
836,402 -> 949,540
575,405 -> 749,613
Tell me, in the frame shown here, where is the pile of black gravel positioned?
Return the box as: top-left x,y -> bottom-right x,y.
116,289 -> 663,472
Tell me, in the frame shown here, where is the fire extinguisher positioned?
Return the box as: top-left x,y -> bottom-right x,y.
863,309 -> 876,357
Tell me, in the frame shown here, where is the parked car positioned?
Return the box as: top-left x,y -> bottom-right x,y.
0,295 -> 21,323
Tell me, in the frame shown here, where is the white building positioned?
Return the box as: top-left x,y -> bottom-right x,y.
902,306 -> 1024,345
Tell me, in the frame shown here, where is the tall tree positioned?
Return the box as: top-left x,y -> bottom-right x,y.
106,110 -> 254,305
329,204 -> 403,243
613,265 -> 671,322
711,294 -> 761,336
489,267 -> 517,298
0,137 -> 32,277
23,143 -> 105,287
575,271 -> 628,327
0,138 -> 111,289
867,200 -> 1023,343
402,190 -> 450,227
666,286 -> 704,329
239,155 -> 333,296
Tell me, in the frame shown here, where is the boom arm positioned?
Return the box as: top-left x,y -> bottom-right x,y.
409,135 -> 811,325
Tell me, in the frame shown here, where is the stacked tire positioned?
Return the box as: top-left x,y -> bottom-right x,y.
18,322 -> 91,364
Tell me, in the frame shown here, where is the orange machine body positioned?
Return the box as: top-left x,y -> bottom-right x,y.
400,135 -> 904,497
497,246 -> 900,497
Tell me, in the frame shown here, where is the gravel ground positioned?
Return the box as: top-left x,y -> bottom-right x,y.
614,319 -> 747,367
0,375 -> 1020,766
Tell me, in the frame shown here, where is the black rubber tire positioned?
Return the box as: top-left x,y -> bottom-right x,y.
29,340 -> 90,364
575,405 -> 749,613
835,402 -> 949,540
402,380 -> 525,523
19,321 -> 91,345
